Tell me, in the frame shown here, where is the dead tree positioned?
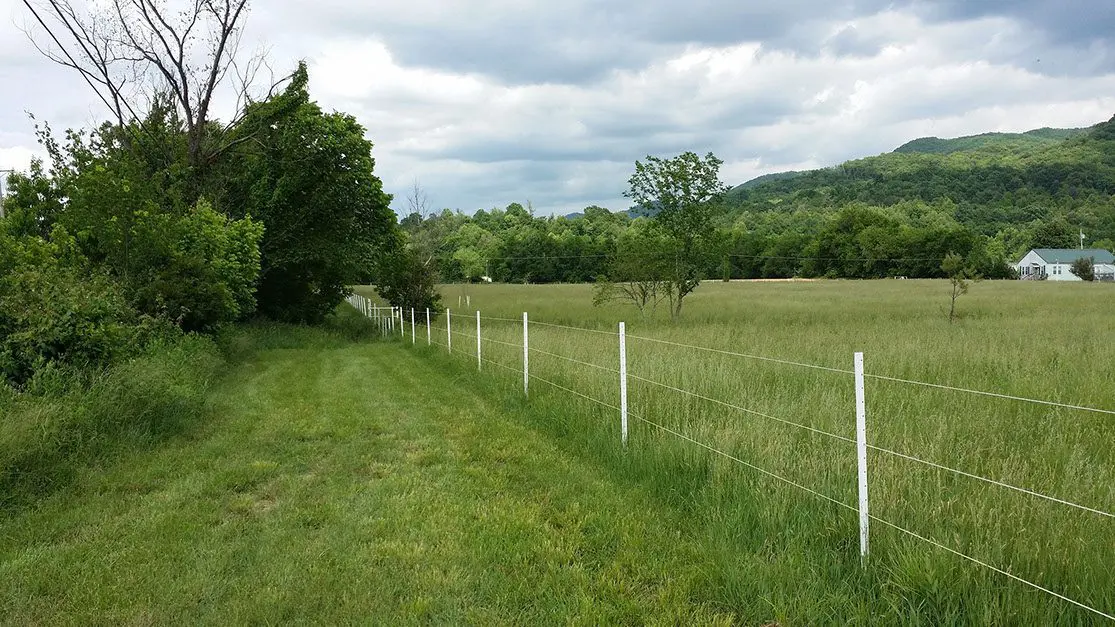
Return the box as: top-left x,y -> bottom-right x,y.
406,178 -> 430,219
21,0 -> 280,168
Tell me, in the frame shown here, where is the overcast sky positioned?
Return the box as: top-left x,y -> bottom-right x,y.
3,0 -> 1115,216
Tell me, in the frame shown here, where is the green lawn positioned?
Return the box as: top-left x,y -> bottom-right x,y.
0,323 -> 739,625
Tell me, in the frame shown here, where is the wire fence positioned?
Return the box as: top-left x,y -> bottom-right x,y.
345,293 -> 1115,621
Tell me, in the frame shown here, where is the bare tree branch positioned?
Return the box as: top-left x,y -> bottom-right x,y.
20,0 -> 273,170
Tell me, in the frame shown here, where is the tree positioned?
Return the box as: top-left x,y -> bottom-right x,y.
406,178 -> 430,219
375,235 -> 443,316
1070,256 -> 1096,281
218,63 -> 397,323
942,253 -> 975,323
592,223 -> 672,320
9,110 -> 263,332
21,0 -> 281,173
624,151 -> 728,320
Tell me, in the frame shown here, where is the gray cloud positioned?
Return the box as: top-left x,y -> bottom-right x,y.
3,0 -> 1115,217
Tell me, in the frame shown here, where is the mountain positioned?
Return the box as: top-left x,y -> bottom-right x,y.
724,114 -> 1115,242
733,126 -> 1088,193
893,127 -> 1086,155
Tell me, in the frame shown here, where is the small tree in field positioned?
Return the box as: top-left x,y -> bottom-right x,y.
942,253 -> 976,323
592,224 -> 672,320
624,151 -> 728,321
1070,256 -> 1095,281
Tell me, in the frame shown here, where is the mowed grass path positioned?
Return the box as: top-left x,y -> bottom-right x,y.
0,332 -> 739,624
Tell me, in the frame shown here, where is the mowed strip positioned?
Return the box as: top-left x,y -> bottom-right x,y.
0,340 -> 735,625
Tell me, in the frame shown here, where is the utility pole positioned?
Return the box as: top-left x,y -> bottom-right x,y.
0,169 -> 15,219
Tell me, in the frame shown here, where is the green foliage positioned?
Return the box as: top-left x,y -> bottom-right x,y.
941,252 -> 976,323
10,110 -> 263,333
0,229 -> 162,388
1070,256 -> 1096,281
219,63 -> 397,324
625,152 -> 729,320
126,199 -> 264,332
893,128 -> 1086,155
375,237 -> 444,316
0,334 -> 221,508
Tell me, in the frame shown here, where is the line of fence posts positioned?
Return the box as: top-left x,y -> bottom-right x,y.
354,302 -> 873,569
429,308 -> 873,567
349,300 -> 867,557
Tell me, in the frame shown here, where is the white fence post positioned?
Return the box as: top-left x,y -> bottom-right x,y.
447,309 -> 452,353
522,312 -> 529,396
476,310 -> 482,371
398,308 -> 404,337
373,304 -> 378,320
426,308 -> 431,345
855,351 -> 870,565
411,308 -> 416,344
619,321 -> 628,447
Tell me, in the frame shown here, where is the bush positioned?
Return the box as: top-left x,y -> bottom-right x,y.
0,229 -> 168,388
127,199 -> 264,332
1070,256 -> 1095,281
0,334 -> 223,508
375,246 -> 443,315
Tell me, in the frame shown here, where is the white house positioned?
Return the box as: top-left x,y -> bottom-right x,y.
1014,249 -> 1115,281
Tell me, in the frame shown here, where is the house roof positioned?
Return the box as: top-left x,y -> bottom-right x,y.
1031,249 -> 1115,264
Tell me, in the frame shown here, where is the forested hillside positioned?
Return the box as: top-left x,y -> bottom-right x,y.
402,115 -> 1115,283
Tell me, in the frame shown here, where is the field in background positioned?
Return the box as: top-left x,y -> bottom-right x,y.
357,279 -> 1115,622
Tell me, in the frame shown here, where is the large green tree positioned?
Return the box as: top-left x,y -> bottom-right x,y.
219,63 -> 397,323
625,151 -> 729,320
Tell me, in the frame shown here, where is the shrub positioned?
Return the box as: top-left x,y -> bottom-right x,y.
1070,256 -> 1095,281
0,334 -> 223,508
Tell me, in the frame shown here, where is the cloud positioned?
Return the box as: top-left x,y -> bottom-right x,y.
2,0 -> 1115,216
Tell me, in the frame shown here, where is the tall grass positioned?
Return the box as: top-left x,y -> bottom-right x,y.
359,280 -> 1115,623
0,335 -> 224,510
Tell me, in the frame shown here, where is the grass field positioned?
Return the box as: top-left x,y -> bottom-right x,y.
0,321 -> 743,624
2,280 -> 1111,624
358,279 -> 1115,623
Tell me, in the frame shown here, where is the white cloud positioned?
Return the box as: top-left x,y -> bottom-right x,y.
1,0 -> 1114,216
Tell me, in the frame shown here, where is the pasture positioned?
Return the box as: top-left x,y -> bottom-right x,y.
358,279 -> 1115,623
0,279 -> 1110,624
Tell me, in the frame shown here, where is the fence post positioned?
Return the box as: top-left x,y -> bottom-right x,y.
373,304 -> 378,320
398,308 -> 404,337
619,321 -> 628,447
855,351 -> 870,565
476,310 -> 482,371
522,312 -> 529,397
447,308 -> 452,353
426,308 -> 431,345
411,308 -> 416,344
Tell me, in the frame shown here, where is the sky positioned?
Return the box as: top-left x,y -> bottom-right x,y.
3,0 -> 1115,216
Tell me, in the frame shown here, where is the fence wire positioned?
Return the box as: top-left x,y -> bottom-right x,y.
350,299 -> 1115,621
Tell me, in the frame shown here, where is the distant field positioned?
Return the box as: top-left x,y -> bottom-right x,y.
357,279 -> 1115,622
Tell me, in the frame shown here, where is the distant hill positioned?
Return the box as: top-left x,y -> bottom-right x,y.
893,127 -> 1086,155
732,126 -> 1088,193
731,170 -> 809,192
725,114 -> 1115,236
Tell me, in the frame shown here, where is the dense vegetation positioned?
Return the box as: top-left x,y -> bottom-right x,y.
2,45 -> 398,509
402,115 -> 1115,284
